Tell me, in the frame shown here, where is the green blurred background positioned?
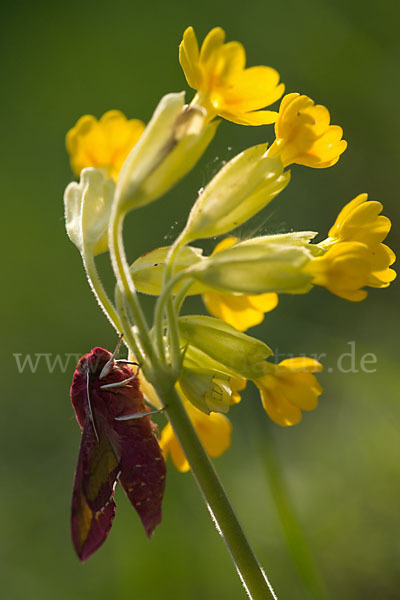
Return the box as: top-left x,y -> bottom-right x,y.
1,0 -> 399,598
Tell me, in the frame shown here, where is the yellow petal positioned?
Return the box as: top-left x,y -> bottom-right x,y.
331,193 -> 367,229
179,26 -> 202,90
215,41 -> 246,83
223,66 -> 284,112
160,422 -> 190,472
203,291 -> 265,330
260,383 -> 303,426
248,292 -> 279,312
279,357 -> 323,372
212,237 -> 238,253
329,194 -> 391,246
66,110 -> 145,180
203,290 -> 278,331
199,27 -> 226,64
220,109 -> 279,126
278,372 -> 322,411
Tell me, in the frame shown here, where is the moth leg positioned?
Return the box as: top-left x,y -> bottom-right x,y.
114,408 -> 166,422
116,360 -> 140,367
99,334 -> 124,379
100,363 -> 141,390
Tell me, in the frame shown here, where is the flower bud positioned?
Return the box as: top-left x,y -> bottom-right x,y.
64,167 -> 115,256
116,93 -> 217,211
180,145 -> 290,243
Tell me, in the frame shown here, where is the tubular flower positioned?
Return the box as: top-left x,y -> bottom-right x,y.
326,193 -> 393,248
255,358 -> 323,426
268,93 -> 347,168
66,110 -> 145,180
306,240 -> 396,301
179,26 -> 284,126
160,399 -> 232,472
202,238 -> 278,330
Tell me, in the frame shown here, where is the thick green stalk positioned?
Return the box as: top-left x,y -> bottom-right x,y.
159,384 -> 278,600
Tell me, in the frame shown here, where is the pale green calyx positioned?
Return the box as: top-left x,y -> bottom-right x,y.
130,245 -> 204,295
177,363 -> 233,414
179,145 -> 290,243
178,315 -> 273,380
115,92 -> 217,212
64,167 -> 115,256
186,237 -> 314,295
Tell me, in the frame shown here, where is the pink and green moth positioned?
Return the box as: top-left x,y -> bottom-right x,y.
70,342 -> 166,561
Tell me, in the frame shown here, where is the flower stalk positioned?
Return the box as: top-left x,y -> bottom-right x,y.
158,383 -> 278,600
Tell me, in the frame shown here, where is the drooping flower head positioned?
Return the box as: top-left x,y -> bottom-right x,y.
255,358 -> 323,426
268,93 -> 347,168
202,237 -> 278,331
66,110 -> 145,180
179,26 -> 284,125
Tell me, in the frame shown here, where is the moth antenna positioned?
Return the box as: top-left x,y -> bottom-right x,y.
100,368 -> 140,390
114,408 -> 166,421
86,371 -> 99,442
99,334 -> 124,379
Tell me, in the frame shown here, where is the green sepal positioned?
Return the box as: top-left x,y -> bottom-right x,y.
178,315 -> 272,380
187,238 -> 314,295
180,145 -> 290,243
64,167 -> 115,256
130,245 -> 204,295
115,93 -> 217,212
177,363 -> 232,414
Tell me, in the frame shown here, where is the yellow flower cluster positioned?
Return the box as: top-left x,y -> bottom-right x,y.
64,26 -> 395,474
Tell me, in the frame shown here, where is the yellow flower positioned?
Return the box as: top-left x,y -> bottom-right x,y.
255,357 -> 323,426
327,193 -> 392,247
202,237 -> 278,330
66,110 -> 145,180
179,26 -> 284,125
268,93 -> 347,168
311,194 -> 396,300
160,399 -> 232,472
306,240 -> 396,301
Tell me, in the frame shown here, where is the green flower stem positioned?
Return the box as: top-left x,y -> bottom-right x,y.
260,431 -> 329,600
82,246 -> 123,334
160,384 -> 277,600
173,279 -> 193,313
83,245 -> 146,363
163,237 -> 186,371
154,270 -> 188,363
109,208 -> 158,366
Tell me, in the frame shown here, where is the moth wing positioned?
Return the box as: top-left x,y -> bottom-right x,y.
116,419 -> 166,538
71,422 -> 120,561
